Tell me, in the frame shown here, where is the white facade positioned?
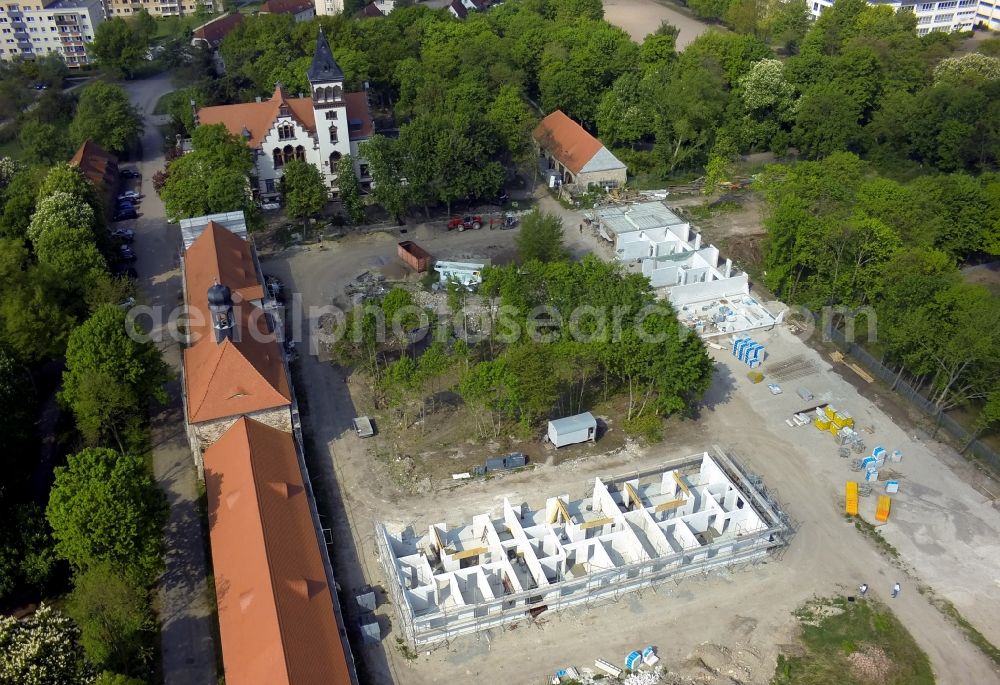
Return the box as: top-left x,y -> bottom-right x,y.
0,0 -> 102,66
378,449 -> 789,646
314,0 -> 343,14
807,0 -> 997,33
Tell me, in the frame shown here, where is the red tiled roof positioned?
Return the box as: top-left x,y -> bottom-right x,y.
192,13 -> 244,48
358,2 -> 383,16
532,110 -> 603,176
197,86 -> 373,148
182,223 -> 290,424
343,92 -> 373,141
260,0 -> 314,14
69,140 -> 117,193
198,85 -> 316,150
205,417 -> 353,685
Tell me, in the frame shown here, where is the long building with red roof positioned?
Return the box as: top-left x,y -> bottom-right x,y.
180,216 -> 357,685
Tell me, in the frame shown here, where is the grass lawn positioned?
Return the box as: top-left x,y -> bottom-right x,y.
154,13 -> 212,40
773,596 -> 934,685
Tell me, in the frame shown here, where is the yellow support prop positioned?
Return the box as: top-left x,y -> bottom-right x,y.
672,472 -> 691,497
845,481 -> 859,516
655,498 -> 686,512
579,517 -> 614,530
625,482 -> 642,510
451,546 -> 489,561
875,495 -> 891,523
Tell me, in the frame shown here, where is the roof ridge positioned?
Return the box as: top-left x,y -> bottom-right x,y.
242,418 -> 311,684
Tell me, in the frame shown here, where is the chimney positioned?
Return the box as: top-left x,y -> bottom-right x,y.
207,282 -> 237,344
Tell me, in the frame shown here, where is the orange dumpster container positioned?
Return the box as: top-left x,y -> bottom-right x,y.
845,481 -> 859,516
875,495 -> 891,523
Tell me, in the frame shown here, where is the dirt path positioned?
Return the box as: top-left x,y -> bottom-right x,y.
602,0 -> 712,47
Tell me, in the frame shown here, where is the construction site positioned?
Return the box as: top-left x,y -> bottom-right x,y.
377,448 -> 790,647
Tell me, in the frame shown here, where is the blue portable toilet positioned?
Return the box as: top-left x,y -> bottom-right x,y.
625,651 -> 642,670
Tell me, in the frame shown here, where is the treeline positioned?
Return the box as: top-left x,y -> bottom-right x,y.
2,71 -> 144,165
333,212 -> 714,440
759,152 -> 1000,432
0,159 -> 169,684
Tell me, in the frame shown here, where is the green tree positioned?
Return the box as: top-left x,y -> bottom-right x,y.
336,154 -> 365,225
27,191 -> 97,245
90,17 -> 149,79
0,604 -> 94,685
161,124 -> 254,221
933,53 -> 1000,85
360,135 -> 407,222
19,120 -> 73,165
792,84 -> 862,158
486,85 -> 537,169
651,59 -> 728,173
596,71 -> 653,147
38,163 -> 102,212
46,447 -> 167,585
60,304 -> 169,447
67,562 -> 154,676
280,158 -> 327,235
515,209 -> 567,263
0,165 -> 47,241
763,0 -> 809,53
70,82 -> 144,155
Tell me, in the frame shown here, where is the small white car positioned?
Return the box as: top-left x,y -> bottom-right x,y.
768,383 -> 783,395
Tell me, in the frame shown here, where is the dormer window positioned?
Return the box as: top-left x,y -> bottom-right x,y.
278,123 -> 294,141
279,104 -> 289,117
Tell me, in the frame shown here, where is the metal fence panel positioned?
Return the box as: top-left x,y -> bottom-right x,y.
827,329 -> 1000,473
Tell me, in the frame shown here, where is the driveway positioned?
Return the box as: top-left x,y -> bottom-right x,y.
121,73 -> 218,685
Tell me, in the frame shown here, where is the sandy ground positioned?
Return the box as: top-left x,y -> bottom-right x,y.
602,0 -> 711,47
266,194 -> 1000,685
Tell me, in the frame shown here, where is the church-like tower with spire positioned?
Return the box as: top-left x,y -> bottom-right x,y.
196,29 -> 373,201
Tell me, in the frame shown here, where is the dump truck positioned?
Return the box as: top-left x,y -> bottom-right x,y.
397,241 -> 432,272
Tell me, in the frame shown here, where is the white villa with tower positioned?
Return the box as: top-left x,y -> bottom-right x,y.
196,29 -> 373,201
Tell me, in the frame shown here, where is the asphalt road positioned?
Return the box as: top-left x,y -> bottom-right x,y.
121,73 -> 218,685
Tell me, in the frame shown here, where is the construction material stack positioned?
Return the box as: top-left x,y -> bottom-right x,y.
732,336 -> 765,368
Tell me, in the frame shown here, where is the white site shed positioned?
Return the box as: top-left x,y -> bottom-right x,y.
547,412 -> 597,448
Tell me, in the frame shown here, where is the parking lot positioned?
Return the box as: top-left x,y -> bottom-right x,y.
264,195 -> 1000,685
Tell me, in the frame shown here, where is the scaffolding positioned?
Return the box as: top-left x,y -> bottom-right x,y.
376,446 -> 791,647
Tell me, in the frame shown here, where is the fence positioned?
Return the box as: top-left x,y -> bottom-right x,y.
826,328 -> 1000,475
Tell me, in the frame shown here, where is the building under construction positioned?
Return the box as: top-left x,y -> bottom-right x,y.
377,447 -> 789,646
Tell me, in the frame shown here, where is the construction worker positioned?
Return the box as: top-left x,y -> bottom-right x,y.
579,223 -> 583,234
858,583 -> 868,597
891,582 -> 901,598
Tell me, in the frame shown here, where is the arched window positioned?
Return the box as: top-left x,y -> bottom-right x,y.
331,85 -> 342,100
278,123 -> 294,141
283,145 -> 294,165
272,148 -> 283,168
294,145 -> 305,161
329,125 -> 338,144
330,151 -> 342,166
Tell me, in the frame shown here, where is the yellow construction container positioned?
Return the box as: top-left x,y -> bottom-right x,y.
747,371 -> 764,384
824,405 -> 838,420
832,414 -> 848,428
875,495 -> 891,523
845,481 -> 859,516
815,417 -> 831,430
829,423 -> 840,437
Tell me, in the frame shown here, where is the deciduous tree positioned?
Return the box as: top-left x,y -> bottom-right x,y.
0,604 -> 94,685
69,82 -> 143,155
46,447 -> 167,585
515,209 -> 567,263
280,158 -> 327,235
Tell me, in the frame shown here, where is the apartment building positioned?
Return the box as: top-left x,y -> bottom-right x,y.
809,0 -> 999,34
313,0 -> 342,16
102,0 -> 221,18
0,0 -> 102,66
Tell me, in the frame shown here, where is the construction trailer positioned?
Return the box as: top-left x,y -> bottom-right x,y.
547,412 -> 597,448
377,447 -> 790,647
398,241 -> 432,272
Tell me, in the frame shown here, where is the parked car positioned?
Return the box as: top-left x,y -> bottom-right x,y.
111,227 -> 135,242
264,275 -> 283,298
447,215 -> 483,232
113,208 -> 137,221
118,297 -> 136,310
116,250 -> 137,264
117,191 -> 141,202
119,168 -> 140,179
33,82 -> 48,90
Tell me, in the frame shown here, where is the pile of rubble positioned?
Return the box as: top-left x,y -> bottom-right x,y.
344,271 -> 387,305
